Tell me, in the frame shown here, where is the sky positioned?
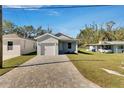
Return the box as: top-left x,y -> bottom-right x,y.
3,5 -> 124,38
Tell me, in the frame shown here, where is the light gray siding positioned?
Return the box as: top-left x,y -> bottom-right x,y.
37,35 -> 58,55
3,39 -> 21,60
59,41 -> 77,54
3,38 -> 36,60
113,45 -> 124,53
20,39 -> 36,54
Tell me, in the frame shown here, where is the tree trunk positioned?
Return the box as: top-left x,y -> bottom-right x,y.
0,5 -> 2,68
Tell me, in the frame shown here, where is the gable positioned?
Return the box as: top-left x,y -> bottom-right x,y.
37,34 -> 58,43
55,33 -> 74,40
58,35 -> 72,40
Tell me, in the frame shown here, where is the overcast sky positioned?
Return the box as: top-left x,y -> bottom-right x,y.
3,5 -> 124,37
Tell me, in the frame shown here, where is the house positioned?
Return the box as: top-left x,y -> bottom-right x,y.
87,41 -> 124,53
35,33 -> 78,56
3,34 -> 36,60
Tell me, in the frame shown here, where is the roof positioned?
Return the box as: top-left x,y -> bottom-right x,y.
55,33 -> 77,41
34,33 -> 60,40
35,32 -> 77,41
104,41 -> 124,45
3,34 -> 35,41
55,33 -> 74,40
88,41 -> 124,46
3,34 -> 22,39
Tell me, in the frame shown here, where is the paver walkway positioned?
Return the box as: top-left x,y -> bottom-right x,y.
0,55 -> 100,88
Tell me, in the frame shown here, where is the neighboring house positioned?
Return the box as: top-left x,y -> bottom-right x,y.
3,34 -> 36,60
88,41 -> 124,53
35,33 -> 78,56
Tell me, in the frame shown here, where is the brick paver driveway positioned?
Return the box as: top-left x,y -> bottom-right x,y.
0,55 -> 100,88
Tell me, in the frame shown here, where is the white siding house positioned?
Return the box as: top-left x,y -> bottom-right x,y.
3,34 -> 36,60
35,33 -> 78,56
88,41 -> 124,53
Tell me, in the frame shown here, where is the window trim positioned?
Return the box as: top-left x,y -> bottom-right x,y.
7,41 -> 13,50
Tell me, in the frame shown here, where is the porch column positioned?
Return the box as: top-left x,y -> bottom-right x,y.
95,45 -> 98,51
37,42 -> 41,55
55,43 -> 58,55
75,41 -> 78,53
99,45 -> 102,49
113,45 -> 118,53
115,46 -> 118,53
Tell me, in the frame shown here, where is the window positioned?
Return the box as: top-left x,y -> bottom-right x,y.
118,45 -> 124,49
7,41 -> 13,50
105,45 -> 111,49
68,43 -> 72,49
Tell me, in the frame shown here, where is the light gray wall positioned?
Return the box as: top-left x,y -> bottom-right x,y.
20,39 -> 36,54
37,35 -> 58,43
37,35 -> 58,55
3,38 -> 36,60
3,39 -> 21,60
113,45 -> 124,53
90,45 -> 124,53
59,41 -> 77,53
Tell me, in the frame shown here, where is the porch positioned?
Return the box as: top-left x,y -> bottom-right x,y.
58,40 -> 78,54
95,45 -> 124,53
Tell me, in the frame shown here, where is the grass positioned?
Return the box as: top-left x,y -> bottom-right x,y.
0,52 -> 36,76
67,49 -> 124,88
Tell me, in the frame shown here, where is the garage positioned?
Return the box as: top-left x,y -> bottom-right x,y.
41,43 -> 57,56
35,33 -> 59,56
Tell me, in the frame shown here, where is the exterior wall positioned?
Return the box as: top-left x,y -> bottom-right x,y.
59,41 -> 77,54
37,42 -> 41,55
112,45 -> 117,53
113,45 -> 124,53
3,38 -> 36,60
20,39 -> 36,54
3,39 -> 21,60
36,34 -> 77,55
89,45 -> 124,53
37,35 -> 58,43
37,36 -> 58,55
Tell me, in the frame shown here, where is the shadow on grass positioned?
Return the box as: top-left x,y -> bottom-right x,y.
23,52 -> 37,56
2,59 -> 104,69
78,50 -> 93,55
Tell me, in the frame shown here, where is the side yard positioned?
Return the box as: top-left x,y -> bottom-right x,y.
0,52 -> 36,76
67,49 -> 124,88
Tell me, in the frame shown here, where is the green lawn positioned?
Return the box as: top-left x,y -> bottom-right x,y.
0,52 -> 36,76
67,49 -> 124,88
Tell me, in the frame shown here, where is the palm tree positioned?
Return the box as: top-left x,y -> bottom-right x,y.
106,21 -> 116,31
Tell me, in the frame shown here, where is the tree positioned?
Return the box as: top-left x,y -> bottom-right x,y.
23,25 -> 35,38
114,27 -> 124,40
106,21 -> 116,31
35,26 -> 52,37
2,20 -> 53,39
77,21 -> 120,47
77,24 -> 98,47
3,20 -> 16,34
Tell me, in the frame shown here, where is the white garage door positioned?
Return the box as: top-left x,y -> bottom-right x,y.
44,43 -> 56,56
